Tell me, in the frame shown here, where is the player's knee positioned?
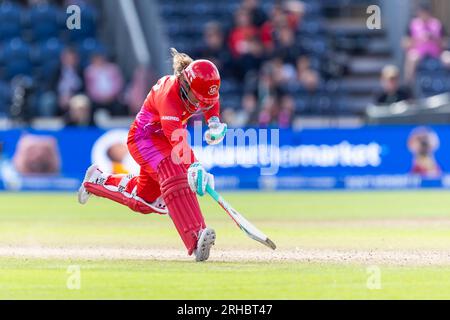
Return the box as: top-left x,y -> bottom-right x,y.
157,157 -> 191,196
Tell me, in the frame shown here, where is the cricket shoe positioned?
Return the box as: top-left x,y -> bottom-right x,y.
78,165 -> 169,215
78,164 -> 104,204
150,195 -> 168,214
194,228 -> 216,262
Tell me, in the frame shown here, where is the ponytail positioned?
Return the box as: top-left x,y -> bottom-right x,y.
170,48 -> 193,77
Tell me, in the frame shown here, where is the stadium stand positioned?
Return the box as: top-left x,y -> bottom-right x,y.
0,0 -> 449,127
157,0 -> 347,127
0,0 -> 111,124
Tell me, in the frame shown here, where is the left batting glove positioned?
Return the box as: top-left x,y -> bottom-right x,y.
187,162 -> 214,196
205,117 -> 227,145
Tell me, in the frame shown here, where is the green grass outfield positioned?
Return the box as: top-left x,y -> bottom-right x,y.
0,191 -> 450,299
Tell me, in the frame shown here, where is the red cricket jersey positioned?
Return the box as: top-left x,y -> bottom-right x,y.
132,75 -> 220,166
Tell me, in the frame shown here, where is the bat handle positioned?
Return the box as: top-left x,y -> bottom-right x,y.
205,184 -> 220,202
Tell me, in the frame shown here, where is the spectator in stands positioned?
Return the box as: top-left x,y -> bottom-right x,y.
260,4 -> 289,52
225,92 -> 259,127
241,0 -> 267,27
228,8 -> 259,57
52,47 -> 84,113
242,60 -> 294,127
65,94 -> 94,127
278,94 -> 295,128
284,0 -> 305,32
258,95 -> 277,127
297,56 -> 320,91
402,2 -> 447,83
273,26 -> 304,65
194,22 -> 232,77
375,65 -> 412,105
84,52 -> 126,116
235,36 -> 266,79
124,65 -> 154,116
271,57 -> 297,85
257,92 -> 295,128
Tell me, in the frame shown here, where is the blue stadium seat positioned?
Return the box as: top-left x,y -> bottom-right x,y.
27,4 -> 62,41
301,37 -> 328,56
77,38 -> 106,68
0,1 -> 22,41
1,38 -> 32,80
32,38 -> 64,66
418,57 -> 443,72
67,4 -> 98,43
32,38 -> 64,82
220,93 -> 241,110
0,80 -> 11,116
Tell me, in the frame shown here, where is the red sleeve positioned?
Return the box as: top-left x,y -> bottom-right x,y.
202,100 -> 220,123
159,99 -> 197,167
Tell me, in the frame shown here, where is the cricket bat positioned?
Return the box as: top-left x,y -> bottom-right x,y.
206,185 -> 276,250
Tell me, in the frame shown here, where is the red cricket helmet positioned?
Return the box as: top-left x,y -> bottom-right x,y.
181,59 -> 220,111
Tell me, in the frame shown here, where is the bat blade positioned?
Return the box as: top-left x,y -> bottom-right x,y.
206,185 -> 276,250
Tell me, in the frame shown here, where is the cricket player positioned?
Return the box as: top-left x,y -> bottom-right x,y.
78,49 -> 227,262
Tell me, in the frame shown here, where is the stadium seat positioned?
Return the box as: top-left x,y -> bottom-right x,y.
67,4 -> 98,43
77,38 -> 107,68
0,1 -> 22,41
32,38 -> 64,82
32,38 -> 64,66
418,57 -> 443,72
0,81 -> 11,115
1,38 -> 32,80
27,3 -> 62,41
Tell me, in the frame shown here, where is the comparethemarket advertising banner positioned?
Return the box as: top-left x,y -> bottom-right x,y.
1,125 -> 450,191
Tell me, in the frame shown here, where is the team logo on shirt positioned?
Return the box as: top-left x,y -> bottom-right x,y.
161,116 -> 180,121
208,85 -> 218,95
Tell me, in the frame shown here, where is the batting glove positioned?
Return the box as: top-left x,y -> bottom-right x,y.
187,162 -> 215,196
204,117 -> 227,145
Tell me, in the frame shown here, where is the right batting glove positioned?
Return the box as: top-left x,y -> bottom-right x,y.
187,162 -> 214,196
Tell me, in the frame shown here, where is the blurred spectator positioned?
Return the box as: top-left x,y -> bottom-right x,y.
278,94 -> 295,128
241,0 -> 267,27
375,65 -> 412,105
194,22 -> 232,76
52,48 -> 84,113
441,50 -> 450,68
84,53 -> 126,115
124,66 -> 153,116
258,94 -> 295,128
284,0 -> 306,32
229,92 -> 258,127
258,95 -> 277,127
297,56 -> 320,91
260,5 -> 289,51
228,8 -> 259,57
273,26 -> 304,65
402,2 -> 447,83
235,36 -> 266,79
65,94 -> 94,127
271,57 -> 297,85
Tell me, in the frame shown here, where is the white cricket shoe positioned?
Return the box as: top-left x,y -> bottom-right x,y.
78,164 -> 103,205
194,228 -> 216,262
152,196 -> 168,214
78,165 -> 169,215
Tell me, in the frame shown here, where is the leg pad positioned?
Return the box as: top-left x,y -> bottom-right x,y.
158,157 -> 205,255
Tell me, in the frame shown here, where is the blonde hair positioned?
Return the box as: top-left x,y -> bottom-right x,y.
170,48 -> 193,77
